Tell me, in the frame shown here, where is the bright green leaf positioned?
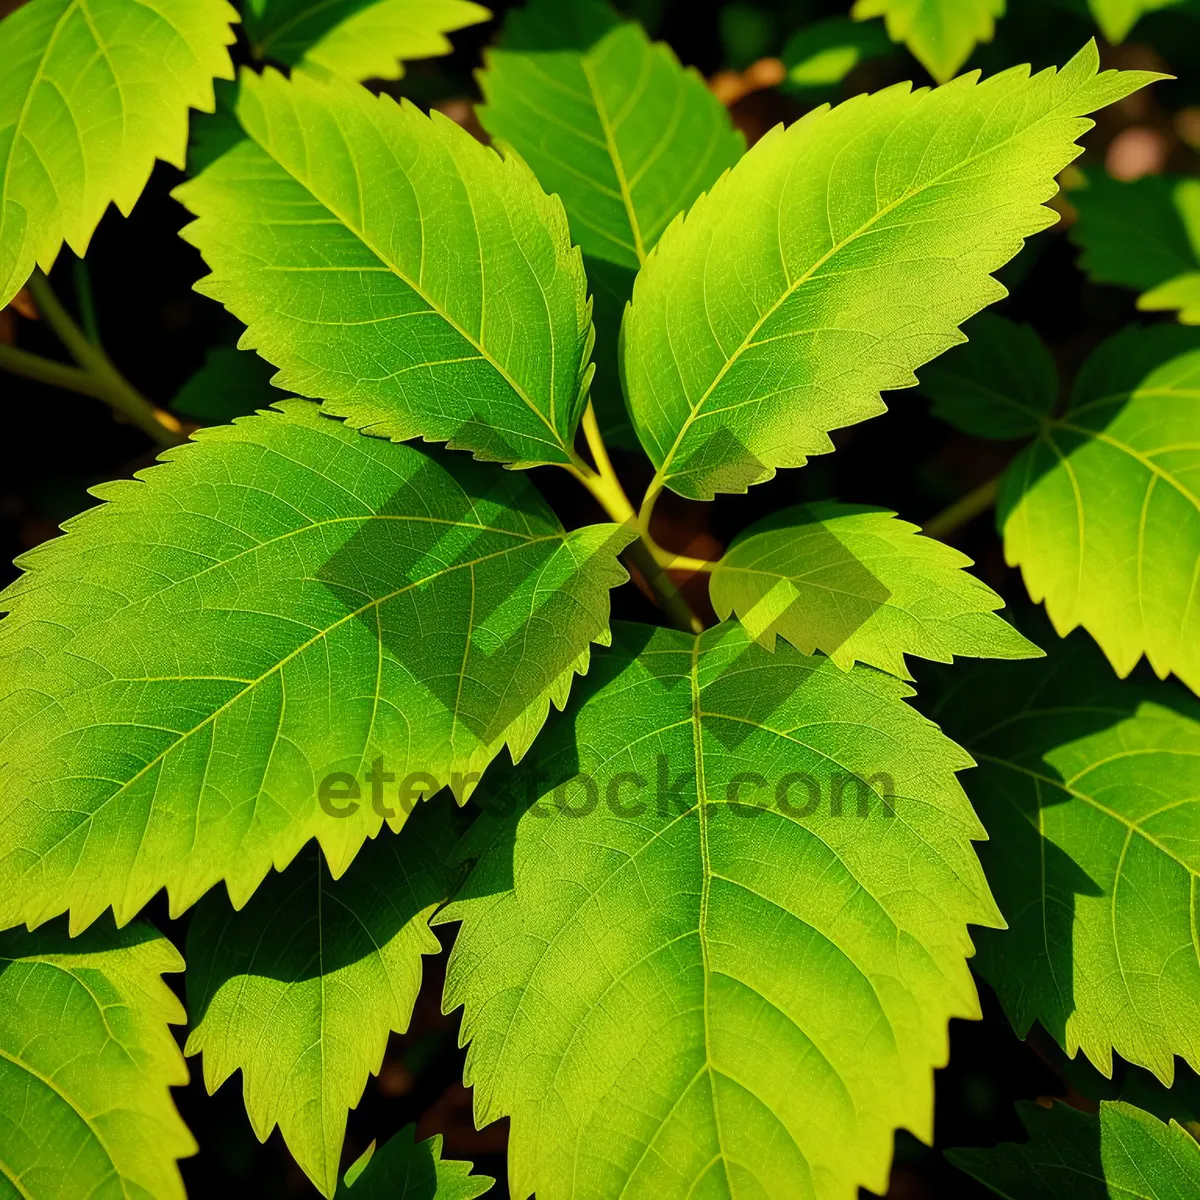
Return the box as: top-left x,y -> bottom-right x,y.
918,313 -> 1059,440
243,0 -> 490,82
477,0 -> 743,271
999,323 -> 1200,695
928,627 -> 1200,1081
623,42 -> 1158,501
171,345 -> 284,424
1087,0 -> 1186,43
0,0 -> 238,309
780,16 -> 895,94
949,1100 -> 1200,1199
175,66 -> 592,468
711,501 -> 1040,678
1140,271 -> 1200,324
440,620 -> 1001,1200
0,401 -> 631,934
1070,172 -> 1200,316
0,921 -> 193,1198
851,0 -> 1005,82
187,798 -> 461,1198
338,1125 -> 493,1198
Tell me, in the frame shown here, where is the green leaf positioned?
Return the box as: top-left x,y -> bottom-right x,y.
927,625 -> 1200,1081
0,400 -> 632,934
999,323 -> 1200,695
851,0 -> 1005,83
0,920 -> 193,1198
171,345 -> 285,424
1070,172 -> 1200,314
1140,271 -> 1200,324
477,0 -> 743,272
186,798 -> 461,1198
623,42 -> 1158,501
0,0 -> 238,309
174,66 -> 592,468
918,313 -> 1058,440
244,0 -> 490,82
780,16 -> 895,94
948,1100 -> 1200,1199
338,1126 -> 493,1198
1087,0 -> 1186,43
440,620 -> 1001,1200
711,501 -> 1041,678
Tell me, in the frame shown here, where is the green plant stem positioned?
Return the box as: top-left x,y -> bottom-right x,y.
0,343 -> 110,400
923,475 -> 1001,540
21,271 -> 186,448
568,404 -> 711,633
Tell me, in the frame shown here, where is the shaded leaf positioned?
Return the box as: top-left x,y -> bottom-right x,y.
623,43 -> 1158,500
1070,172 -> 1200,321
851,0 -> 1005,83
929,624 -> 1200,1081
187,799 -> 461,1198
441,620 -> 1000,1200
918,312 -> 1059,440
338,1125 -> 493,1198
477,0 -> 743,271
175,67 -> 592,468
0,0 -> 237,308
0,401 -> 631,933
1000,323 -> 1200,695
711,501 -> 1040,678
0,921 -> 193,1198
949,1100 -> 1200,1199
171,345 -> 284,424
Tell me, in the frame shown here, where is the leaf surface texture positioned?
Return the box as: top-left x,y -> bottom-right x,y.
0,401 -> 630,933
441,621 -> 1000,1200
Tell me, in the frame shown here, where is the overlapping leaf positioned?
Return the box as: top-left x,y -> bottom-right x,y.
338,1126 -> 493,1198
441,620 -> 1000,1200
711,502 -> 1040,678
929,627 -> 1200,1081
0,401 -> 631,934
949,1100 -> 1200,1199
477,0 -> 742,446
0,921 -> 193,1198
175,67 -> 592,467
919,312 -> 1058,439
243,0 -> 490,82
851,0 -> 1005,82
1070,172 -> 1200,324
622,43 -> 1157,500
0,0 -> 237,309
1000,324 -> 1200,695
187,799 -> 461,1198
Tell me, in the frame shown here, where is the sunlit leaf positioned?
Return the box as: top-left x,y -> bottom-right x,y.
851,0 -> 1005,82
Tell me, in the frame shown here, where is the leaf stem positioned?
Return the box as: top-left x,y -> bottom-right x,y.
923,475 -> 1001,540
566,404 -> 708,633
20,271 -> 186,448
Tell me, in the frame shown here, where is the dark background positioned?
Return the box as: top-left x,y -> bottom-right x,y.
2,0 -> 1198,1195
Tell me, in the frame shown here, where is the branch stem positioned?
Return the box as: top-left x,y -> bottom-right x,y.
923,475 -> 1000,540
21,271 -> 185,448
566,404 -> 711,633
